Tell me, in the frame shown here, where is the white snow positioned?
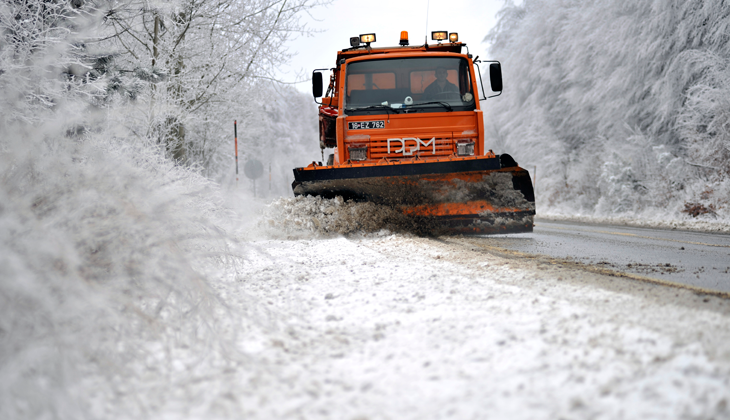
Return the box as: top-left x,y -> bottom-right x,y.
538,212 -> 730,234
101,197 -> 727,420
208,220 -> 730,419
4,182 -> 730,419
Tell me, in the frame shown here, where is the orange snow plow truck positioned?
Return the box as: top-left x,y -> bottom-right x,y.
292,31 -> 535,234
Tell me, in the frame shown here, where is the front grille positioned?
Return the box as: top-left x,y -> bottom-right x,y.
370,136 -> 454,159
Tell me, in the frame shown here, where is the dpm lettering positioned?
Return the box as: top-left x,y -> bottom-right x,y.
387,137 -> 436,156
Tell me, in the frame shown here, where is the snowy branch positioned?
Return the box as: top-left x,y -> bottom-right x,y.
684,160 -> 722,171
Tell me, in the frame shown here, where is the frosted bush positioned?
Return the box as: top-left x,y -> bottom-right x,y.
0,123 -> 258,418
0,0 -> 321,417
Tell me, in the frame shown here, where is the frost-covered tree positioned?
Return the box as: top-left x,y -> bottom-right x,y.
0,0 -> 108,126
98,0 -> 323,165
229,81 -> 319,194
485,0 -> 730,220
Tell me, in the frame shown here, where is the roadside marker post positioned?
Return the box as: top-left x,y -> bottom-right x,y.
234,121 -> 239,188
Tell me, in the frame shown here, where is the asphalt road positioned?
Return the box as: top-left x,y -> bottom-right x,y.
461,219 -> 730,294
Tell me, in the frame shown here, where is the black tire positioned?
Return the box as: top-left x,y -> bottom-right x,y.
499,154 -> 518,168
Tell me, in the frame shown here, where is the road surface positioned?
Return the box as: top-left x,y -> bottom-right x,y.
454,219 -> 730,294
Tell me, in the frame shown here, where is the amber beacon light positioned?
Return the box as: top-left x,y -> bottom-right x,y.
400,31 -> 409,46
449,32 -> 459,42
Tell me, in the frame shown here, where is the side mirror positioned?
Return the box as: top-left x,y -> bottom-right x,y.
489,63 -> 503,92
312,72 -> 323,98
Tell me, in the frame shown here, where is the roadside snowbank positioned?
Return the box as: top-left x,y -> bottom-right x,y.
538,211 -> 730,233
225,231 -> 730,419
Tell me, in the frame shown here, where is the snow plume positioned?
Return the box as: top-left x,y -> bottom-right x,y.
485,0 -> 730,226
260,196 -> 422,237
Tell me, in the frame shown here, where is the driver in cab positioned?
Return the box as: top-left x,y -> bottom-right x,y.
424,67 -> 458,99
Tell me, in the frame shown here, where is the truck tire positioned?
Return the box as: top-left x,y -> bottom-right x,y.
499,154 -> 517,168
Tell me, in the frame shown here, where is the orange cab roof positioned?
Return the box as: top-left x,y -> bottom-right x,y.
337,42 -> 466,62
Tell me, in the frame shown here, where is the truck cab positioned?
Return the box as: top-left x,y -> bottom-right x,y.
313,31 -> 502,166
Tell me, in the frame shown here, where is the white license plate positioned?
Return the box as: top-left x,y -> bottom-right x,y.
348,121 -> 385,130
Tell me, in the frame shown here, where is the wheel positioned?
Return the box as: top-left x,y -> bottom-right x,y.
499,154 -> 518,168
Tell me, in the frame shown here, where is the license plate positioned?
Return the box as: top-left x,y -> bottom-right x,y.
348,120 -> 385,130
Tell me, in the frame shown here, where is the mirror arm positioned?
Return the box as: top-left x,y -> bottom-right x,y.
324,68 -> 336,101
474,61 -> 488,102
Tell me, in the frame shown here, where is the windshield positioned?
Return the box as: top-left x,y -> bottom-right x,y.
344,57 -> 475,114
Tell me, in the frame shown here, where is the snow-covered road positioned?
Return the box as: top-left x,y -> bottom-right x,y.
222,227 -> 730,419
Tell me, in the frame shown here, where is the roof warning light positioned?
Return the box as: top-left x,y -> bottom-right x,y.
400,31 -> 409,46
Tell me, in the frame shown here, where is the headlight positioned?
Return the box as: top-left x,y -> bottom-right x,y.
456,140 -> 475,156
348,145 -> 368,161
359,33 -> 376,44
431,31 -> 448,41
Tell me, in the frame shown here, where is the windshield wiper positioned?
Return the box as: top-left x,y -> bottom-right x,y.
345,104 -> 402,114
414,101 -> 453,111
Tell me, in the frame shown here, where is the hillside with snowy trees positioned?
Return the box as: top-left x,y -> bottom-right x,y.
484,0 -> 730,224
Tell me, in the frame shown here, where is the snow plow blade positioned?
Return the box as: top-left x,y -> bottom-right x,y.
292,155 -> 535,235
